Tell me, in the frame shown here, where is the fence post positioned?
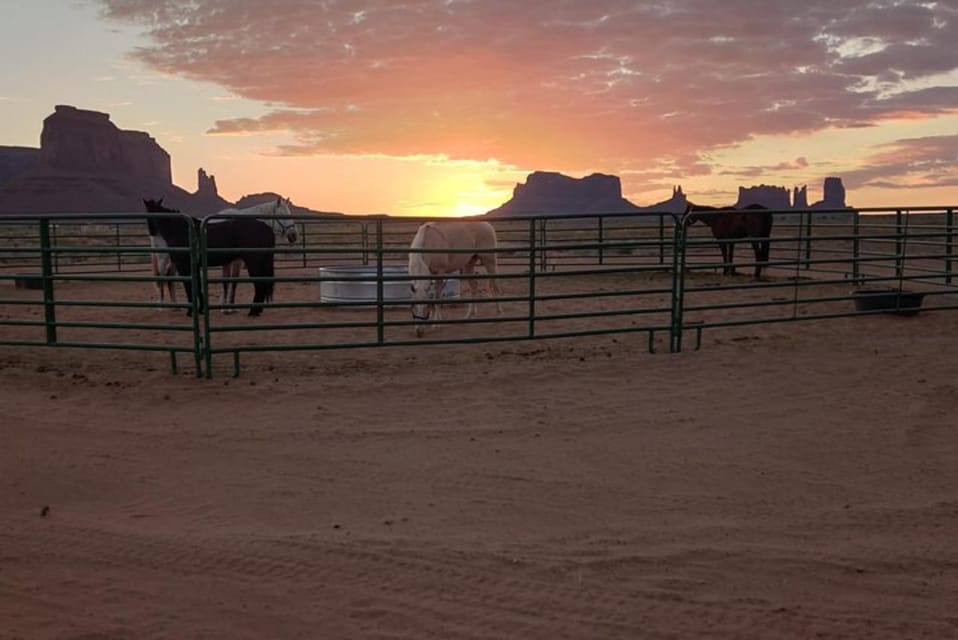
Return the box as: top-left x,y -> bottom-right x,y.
946,208 -> 954,285
669,215 -> 687,353
200,219 -> 215,378
598,216 -> 604,265
39,220 -> 57,345
115,223 -> 122,271
51,222 -> 60,274
301,222 -> 308,268
538,218 -> 547,272
852,209 -> 861,283
895,209 -> 903,277
659,214 -> 665,265
362,223 -> 370,266
376,218 -> 385,345
528,218 -> 537,338
189,218 -> 204,378
803,211 -> 812,269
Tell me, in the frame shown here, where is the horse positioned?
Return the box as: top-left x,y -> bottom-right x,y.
685,203 -> 773,279
408,220 -> 502,337
142,198 -> 276,317
146,219 -> 176,307
211,197 -> 297,314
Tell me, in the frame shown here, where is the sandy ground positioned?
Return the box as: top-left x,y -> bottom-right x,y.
1,288 -> 958,639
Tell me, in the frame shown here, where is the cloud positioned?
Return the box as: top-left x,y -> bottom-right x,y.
721,157 -> 810,178
841,134 -> 958,189
96,0 -> 958,178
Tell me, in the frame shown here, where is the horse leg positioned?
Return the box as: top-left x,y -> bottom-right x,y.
431,277 -> 444,328
182,280 -> 196,317
248,262 -> 264,317
247,253 -> 274,317
483,254 -> 503,315
221,260 -> 239,314
228,260 -> 240,310
150,253 -> 164,308
718,243 -> 730,275
760,239 -> 771,280
727,242 -> 737,275
462,264 -> 480,319
166,265 -> 177,305
751,240 -> 763,280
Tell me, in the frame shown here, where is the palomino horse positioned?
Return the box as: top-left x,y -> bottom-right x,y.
143,198 -> 276,317
685,203 -> 773,279
408,221 -> 502,337
146,218 -> 176,306
214,197 -> 297,313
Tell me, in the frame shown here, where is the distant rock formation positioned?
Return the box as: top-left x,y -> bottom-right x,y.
197,168 -> 218,196
637,185 -> 688,214
811,177 -> 847,210
0,105 -> 226,214
732,179 -> 848,210
0,146 -> 40,187
191,167 -> 231,213
484,172 -> 851,221
39,105 -> 171,183
486,171 -> 640,217
735,184 -> 791,210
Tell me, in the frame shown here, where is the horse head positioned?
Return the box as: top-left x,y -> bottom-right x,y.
144,197 -> 182,214
143,197 -> 165,212
273,196 -> 298,244
407,234 -> 436,335
684,203 -> 715,227
408,260 -> 434,322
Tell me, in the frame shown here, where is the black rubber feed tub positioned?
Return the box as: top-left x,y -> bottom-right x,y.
851,288 -> 926,317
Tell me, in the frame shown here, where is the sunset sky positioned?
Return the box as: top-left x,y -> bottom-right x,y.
2,1 -> 957,216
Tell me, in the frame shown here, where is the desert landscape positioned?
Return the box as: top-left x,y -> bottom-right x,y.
1,301 -> 957,638
4,2 -> 958,636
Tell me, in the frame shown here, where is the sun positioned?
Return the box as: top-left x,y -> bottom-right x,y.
402,169 -> 513,218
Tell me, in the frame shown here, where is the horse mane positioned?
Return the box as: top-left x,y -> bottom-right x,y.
408,223 -> 433,276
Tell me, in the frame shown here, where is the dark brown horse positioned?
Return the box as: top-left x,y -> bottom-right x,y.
685,203 -> 773,279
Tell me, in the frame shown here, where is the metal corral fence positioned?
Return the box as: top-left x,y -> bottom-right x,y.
1,206 -> 956,377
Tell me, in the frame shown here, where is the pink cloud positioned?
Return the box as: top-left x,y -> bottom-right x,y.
98,0 -> 958,179
841,134 -> 958,190
720,157 -> 810,179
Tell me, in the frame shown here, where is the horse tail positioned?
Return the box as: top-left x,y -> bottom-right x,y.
249,252 -> 274,304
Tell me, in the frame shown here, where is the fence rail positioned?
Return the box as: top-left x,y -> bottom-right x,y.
1,206 -> 956,377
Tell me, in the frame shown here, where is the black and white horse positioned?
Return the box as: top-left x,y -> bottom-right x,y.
215,197 -> 297,313
143,198 -> 276,316
146,218 -> 177,307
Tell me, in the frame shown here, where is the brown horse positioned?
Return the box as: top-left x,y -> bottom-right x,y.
685,203 -> 773,279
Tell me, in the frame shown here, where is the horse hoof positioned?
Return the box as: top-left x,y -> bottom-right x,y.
248,308 -> 263,317
221,309 -> 237,315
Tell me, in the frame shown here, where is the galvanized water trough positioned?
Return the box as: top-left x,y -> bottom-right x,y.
318,265 -> 460,304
